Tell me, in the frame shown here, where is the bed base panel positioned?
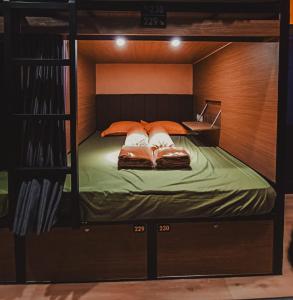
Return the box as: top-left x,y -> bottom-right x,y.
157,220 -> 273,277
0,229 -> 16,282
21,218 -> 274,283
26,224 -> 147,282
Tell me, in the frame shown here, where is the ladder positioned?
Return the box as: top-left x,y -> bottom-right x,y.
3,0 -> 79,283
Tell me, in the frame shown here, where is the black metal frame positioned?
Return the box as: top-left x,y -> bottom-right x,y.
273,0 -> 290,274
78,0 -> 281,14
1,0 -> 79,283
77,35 -> 279,42
0,0 -> 289,284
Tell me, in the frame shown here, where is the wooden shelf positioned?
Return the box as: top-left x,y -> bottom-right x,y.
182,121 -> 219,132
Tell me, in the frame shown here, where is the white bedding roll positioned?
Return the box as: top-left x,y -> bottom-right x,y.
124,126 -> 149,147
148,126 -> 174,149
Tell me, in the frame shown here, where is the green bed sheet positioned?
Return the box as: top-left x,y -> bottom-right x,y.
63,134 -> 276,222
0,134 -> 276,221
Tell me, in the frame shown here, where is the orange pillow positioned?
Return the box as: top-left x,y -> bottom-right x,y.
141,120 -> 187,135
101,121 -> 144,137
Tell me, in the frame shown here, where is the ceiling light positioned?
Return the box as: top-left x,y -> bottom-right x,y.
115,37 -> 126,47
171,38 -> 181,48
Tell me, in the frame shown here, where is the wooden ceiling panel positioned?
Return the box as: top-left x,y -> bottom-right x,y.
77,11 -> 279,36
78,40 -> 228,64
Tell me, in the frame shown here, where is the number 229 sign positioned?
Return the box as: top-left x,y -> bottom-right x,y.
141,4 -> 167,28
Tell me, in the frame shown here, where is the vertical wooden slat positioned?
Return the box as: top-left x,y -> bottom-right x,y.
77,52 -> 96,143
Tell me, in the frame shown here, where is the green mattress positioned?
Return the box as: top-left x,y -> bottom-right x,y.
0,134 -> 276,222
64,133 -> 276,222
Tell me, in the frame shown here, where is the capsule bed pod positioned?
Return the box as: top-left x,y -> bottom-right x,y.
0,0 -> 289,283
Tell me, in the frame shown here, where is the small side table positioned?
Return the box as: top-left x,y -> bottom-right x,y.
182,121 -> 220,133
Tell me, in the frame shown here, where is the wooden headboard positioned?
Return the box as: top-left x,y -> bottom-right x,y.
96,94 -> 194,130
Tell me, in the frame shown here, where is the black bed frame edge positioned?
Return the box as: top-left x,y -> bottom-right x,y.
0,0 -> 289,284
274,0 -> 289,276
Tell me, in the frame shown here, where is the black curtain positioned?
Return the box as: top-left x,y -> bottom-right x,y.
13,36 -> 68,236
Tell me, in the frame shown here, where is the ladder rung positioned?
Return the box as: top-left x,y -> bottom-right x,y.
9,2 -> 69,10
13,58 -> 71,66
14,167 -> 72,175
13,114 -> 71,120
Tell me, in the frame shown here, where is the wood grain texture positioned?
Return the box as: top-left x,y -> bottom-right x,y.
157,220 -> 274,277
96,94 -> 194,130
79,41 -> 228,64
0,229 -> 16,282
13,10 -> 280,36
96,64 -> 193,94
26,225 -> 147,282
77,51 -> 97,143
77,11 -> 279,37
194,42 -> 278,181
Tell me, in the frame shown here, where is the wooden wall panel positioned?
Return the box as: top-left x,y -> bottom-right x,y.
96,94 -> 194,130
96,64 -> 193,95
194,42 -> 278,181
66,49 -> 96,150
77,52 -> 97,143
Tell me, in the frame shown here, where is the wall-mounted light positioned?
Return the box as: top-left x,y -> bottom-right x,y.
171,38 -> 181,48
115,37 -> 127,48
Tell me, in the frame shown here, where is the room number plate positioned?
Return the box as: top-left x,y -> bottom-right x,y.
158,224 -> 170,232
141,4 -> 166,28
133,225 -> 145,233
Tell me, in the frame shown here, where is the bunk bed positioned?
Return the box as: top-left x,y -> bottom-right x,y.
0,0 -> 290,284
